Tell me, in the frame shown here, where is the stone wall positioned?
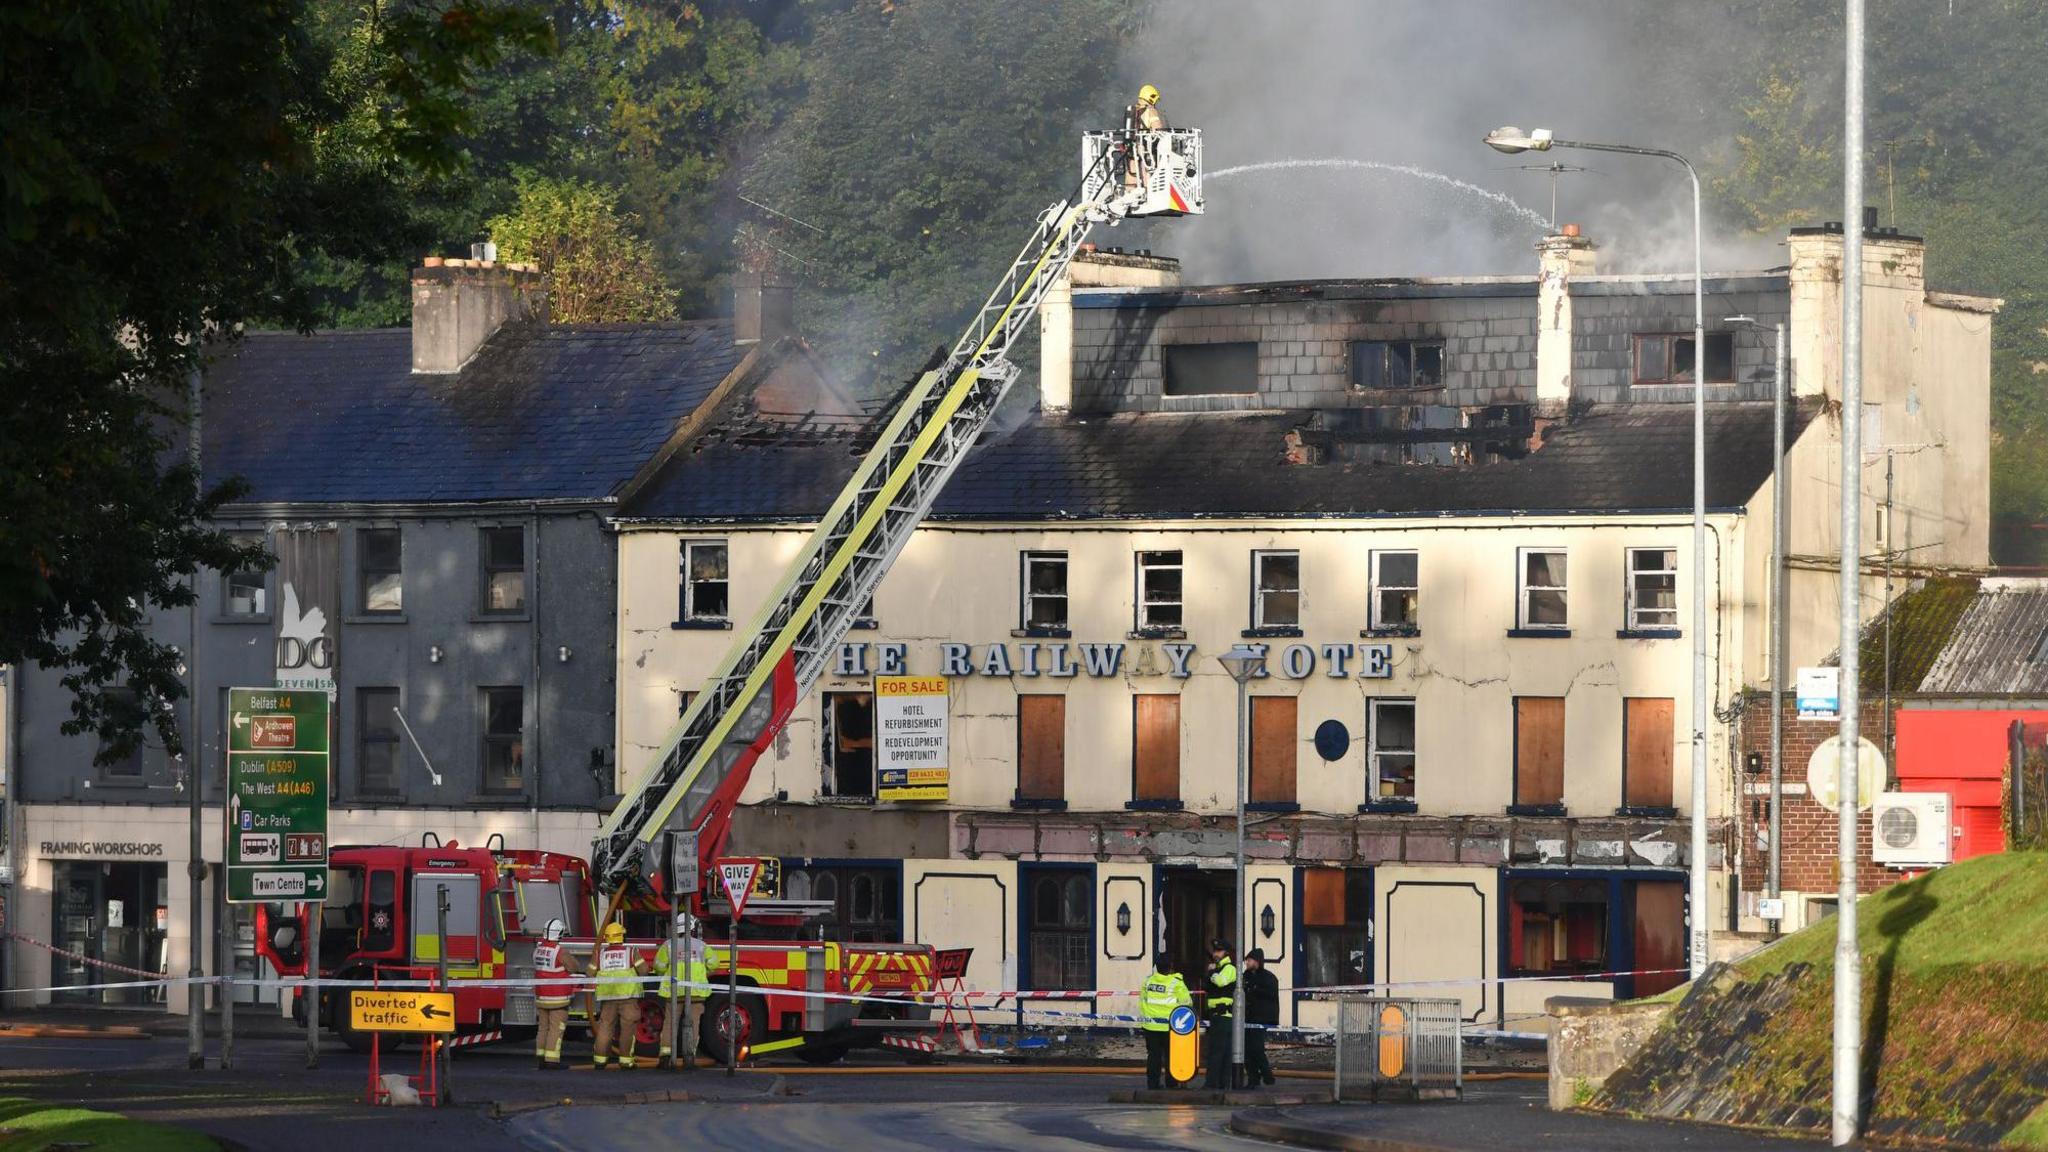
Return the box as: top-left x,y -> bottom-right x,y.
1546,995 -> 1676,1110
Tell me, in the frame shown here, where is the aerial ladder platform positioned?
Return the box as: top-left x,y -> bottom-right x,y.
594,128 -> 1205,896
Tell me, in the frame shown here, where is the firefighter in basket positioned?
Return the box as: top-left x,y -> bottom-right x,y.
1122,84 -> 1168,189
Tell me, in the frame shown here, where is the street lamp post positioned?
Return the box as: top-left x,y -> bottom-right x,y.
1217,645 -> 1265,1089
1485,127 -> 1710,980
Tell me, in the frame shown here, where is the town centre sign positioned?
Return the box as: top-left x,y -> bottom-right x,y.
831,639 -> 1400,681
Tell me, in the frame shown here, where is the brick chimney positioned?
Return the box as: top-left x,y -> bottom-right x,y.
1533,225 -> 1596,417
1786,210 -> 1926,401
1039,247 -> 1181,413
733,269 -> 796,345
411,253 -> 547,374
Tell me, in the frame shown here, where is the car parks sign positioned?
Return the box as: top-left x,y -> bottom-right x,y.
226,688 -> 330,903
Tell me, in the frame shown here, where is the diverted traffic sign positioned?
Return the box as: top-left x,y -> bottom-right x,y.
225,688 -> 330,903
350,990 -> 456,1034
717,859 -> 760,918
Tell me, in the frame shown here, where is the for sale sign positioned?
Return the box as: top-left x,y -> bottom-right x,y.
875,675 -> 949,801
225,688 -> 330,903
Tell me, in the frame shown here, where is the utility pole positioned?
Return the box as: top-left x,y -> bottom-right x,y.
186,357 -> 206,1071
1770,321 -> 1788,933
1834,0 -> 1867,1145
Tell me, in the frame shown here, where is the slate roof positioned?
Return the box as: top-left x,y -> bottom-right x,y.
1851,576 -> 1983,693
626,399 -> 1818,522
1917,578 -> 2048,694
202,321 -> 748,504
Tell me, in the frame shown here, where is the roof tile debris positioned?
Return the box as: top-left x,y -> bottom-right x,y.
625,399 -> 1818,522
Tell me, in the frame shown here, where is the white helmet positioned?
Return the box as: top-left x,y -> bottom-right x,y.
543,918 -> 566,942
674,913 -> 692,934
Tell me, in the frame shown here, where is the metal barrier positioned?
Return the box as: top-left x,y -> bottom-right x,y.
1332,997 -> 1463,1102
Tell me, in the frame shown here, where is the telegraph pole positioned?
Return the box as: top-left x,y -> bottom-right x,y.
1833,0 -> 1867,1144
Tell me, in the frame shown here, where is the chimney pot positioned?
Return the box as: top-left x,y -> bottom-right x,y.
1561,223 -> 1580,238
733,270 -> 796,345
1862,206 -> 1879,232
411,256 -> 547,374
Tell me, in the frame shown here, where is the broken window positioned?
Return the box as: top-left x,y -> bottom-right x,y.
1370,550 -> 1419,631
1368,698 -> 1417,802
1135,550 -> 1183,632
1626,547 -> 1678,631
1020,551 -> 1069,632
823,691 -> 875,800
1517,548 -> 1568,630
1162,342 -> 1257,396
1300,868 -> 1370,988
1633,331 -> 1733,385
1351,341 -> 1446,390
681,539 -> 729,622
1253,550 -> 1301,630
1507,877 -> 1608,976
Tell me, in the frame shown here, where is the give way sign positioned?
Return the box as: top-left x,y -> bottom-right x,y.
717,859 -> 760,918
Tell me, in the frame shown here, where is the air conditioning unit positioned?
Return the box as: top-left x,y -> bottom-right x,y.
1871,792 -> 1952,867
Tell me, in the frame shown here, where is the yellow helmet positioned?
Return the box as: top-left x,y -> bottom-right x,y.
1138,84 -> 1160,106
601,921 -> 627,943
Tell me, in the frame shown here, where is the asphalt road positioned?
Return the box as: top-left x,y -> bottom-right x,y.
510,1100 -> 1280,1152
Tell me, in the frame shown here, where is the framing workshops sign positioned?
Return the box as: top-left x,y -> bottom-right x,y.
875,675 -> 949,801
225,687 -> 330,903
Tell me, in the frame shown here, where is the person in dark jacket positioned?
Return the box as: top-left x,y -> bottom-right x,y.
1241,948 -> 1280,1087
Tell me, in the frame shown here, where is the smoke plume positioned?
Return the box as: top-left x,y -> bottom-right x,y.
1117,1 -> 1785,282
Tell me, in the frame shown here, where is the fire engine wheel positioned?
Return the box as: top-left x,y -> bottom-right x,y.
702,992 -> 766,1064
635,1000 -> 666,1049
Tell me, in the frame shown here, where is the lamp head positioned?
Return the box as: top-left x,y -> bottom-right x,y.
1485,126 -> 1554,154
1218,644 -> 1266,684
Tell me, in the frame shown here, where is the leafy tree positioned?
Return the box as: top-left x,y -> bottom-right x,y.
738,0 -> 1138,395
489,176 -> 679,322
0,0 -> 549,760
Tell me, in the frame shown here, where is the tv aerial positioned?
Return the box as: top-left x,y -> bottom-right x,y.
1501,160 -> 1597,231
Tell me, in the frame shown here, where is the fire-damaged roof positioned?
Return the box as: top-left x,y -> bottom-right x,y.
202,321 -> 753,504
626,399 -> 1819,523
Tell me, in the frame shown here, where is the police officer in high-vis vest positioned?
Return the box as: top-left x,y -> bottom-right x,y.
1202,938 -> 1238,1089
654,916 -> 711,1068
1139,953 -> 1193,1090
531,918 -> 581,1070
591,921 -> 648,1069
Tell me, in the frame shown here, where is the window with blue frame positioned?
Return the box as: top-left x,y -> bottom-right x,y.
1025,868 -> 1093,991
1299,868 -> 1369,989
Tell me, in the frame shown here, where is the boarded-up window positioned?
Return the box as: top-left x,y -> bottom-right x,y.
1133,695 -> 1181,802
1514,696 -> 1565,807
1162,342 -> 1257,396
1017,695 -> 1066,801
1250,696 -> 1298,804
1624,697 -> 1675,809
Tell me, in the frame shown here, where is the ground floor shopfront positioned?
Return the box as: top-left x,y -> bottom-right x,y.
5,803 -> 601,1014
736,807 -> 1699,1035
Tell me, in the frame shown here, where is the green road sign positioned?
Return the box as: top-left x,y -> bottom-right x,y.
226,687 -> 330,904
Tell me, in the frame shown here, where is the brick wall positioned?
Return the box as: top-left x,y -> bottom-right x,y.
1733,691 -> 1895,895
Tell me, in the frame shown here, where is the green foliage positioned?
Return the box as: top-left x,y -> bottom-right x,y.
489,176 -> 679,322
0,0 -> 544,759
738,0 -> 1138,394
0,1096 -> 218,1151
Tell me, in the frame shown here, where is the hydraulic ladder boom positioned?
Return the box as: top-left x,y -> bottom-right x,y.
593,130 -> 1205,895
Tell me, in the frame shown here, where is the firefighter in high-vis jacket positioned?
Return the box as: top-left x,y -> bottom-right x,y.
654,916 -> 711,1068
532,918 -> 580,1070
1139,953 -> 1193,1090
590,921 -> 649,1069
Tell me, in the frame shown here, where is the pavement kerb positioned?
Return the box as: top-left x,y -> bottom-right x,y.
1229,1107 -> 1459,1152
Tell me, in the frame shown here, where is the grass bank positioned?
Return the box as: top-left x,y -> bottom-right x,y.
0,1096 -> 218,1152
1597,852 -> 2048,1148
